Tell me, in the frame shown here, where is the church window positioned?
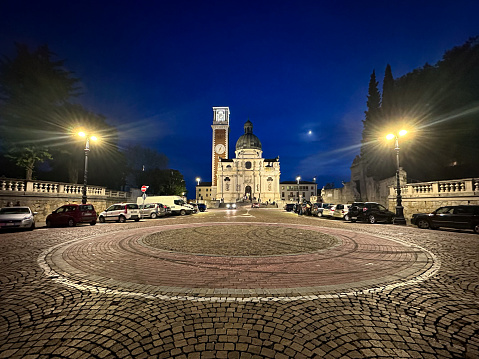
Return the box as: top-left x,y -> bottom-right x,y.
245,161 -> 252,169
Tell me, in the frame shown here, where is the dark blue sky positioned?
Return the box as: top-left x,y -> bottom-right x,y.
2,1 -> 478,197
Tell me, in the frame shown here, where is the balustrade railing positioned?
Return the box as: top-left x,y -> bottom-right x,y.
389,178 -> 479,196
1,178 -> 126,198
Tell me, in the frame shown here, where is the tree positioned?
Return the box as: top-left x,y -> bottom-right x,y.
381,64 -> 395,118
137,169 -> 186,196
360,70 -> 381,157
5,146 -> 52,180
0,43 -> 80,179
123,145 -> 169,188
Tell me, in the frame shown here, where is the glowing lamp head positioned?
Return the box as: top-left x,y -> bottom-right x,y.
398,130 -> 408,137
90,135 -> 98,141
386,133 -> 395,140
78,131 -> 86,138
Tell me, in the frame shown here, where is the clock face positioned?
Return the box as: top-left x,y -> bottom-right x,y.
215,144 -> 225,154
217,110 -> 225,121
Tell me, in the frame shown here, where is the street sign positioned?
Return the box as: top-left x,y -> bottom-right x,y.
141,185 -> 148,192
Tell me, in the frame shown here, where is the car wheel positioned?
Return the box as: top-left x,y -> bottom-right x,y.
317,212 -> 323,217
417,219 -> 430,229
46,220 -> 52,228
180,209 -> 186,216
135,218 -> 140,222
344,214 -> 350,221
67,218 -> 76,227
29,222 -> 35,230
473,223 -> 479,234
150,213 -> 157,219
99,216 -> 105,223
368,214 -> 377,224
90,221 -> 96,226
118,215 -> 126,223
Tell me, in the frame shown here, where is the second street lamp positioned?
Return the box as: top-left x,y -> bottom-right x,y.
78,131 -> 98,204
386,130 -> 407,225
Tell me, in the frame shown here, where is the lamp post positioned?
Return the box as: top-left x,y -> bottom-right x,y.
78,131 -> 97,204
195,177 -> 201,202
386,130 -> 407,225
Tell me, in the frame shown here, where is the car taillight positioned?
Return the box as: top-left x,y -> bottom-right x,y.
362,207 -> 367,212
124,207 -> 128,214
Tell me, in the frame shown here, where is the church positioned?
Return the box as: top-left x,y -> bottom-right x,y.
197,107 -> 281,204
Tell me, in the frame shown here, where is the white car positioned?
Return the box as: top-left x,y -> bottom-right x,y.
333,204 -> 352,220
322,205 -> 337,218
99,203 -> 141,223
0,206 -> 36,230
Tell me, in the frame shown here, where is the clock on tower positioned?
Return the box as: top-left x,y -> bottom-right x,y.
211,107 -> 230,187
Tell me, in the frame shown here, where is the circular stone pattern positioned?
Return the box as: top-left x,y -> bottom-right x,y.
142,225 -> 340,256
42,222 -> 437,298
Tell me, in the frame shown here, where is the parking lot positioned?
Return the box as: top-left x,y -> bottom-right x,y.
1,207 -> 478,358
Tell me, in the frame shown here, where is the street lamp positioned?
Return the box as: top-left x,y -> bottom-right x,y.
196,177 -> 201,186
296,176 -> 301,184
78,131 -> 98,204
386,130 -> 407,225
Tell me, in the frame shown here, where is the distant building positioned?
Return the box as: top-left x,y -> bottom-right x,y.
199,107 -> 281,203
216,120 -> 281,203
280,181 -> 317,203
195,181 -> 212,201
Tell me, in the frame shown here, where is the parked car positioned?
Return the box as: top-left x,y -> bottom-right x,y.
0,206 -> 36,230
139,203 -> 166,219
284,203 -> 295,212
98,203 -> 141,223
312,203 -> 332,217
349,202 -> 395,224
322,204 -> 337,218
226,203 -> 237,209
197,203 -> 207,212
333,204 -> 352,221
189,203 -> 198,213
251,202 -> 260,208
46,204 -> 97,227
411,205 -> 479,234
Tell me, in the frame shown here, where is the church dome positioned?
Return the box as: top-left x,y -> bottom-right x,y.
235,120 -> 262,150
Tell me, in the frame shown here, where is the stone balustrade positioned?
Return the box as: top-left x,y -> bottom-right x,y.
1,178 -> 109,197
389,178 -> 479,197
388,178 -> 479,219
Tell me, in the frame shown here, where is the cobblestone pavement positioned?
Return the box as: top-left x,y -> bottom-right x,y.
1,207 -> 478,358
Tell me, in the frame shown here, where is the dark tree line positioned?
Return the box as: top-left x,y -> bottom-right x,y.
0,43 -> 186,196
360,37 -> 479,182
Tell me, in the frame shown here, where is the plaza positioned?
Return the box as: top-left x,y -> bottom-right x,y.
1,207 -> 478,358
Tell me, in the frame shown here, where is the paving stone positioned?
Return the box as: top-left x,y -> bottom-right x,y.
0,209 -> 477,358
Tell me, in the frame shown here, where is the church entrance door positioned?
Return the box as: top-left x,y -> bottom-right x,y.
245,186 -> 252,201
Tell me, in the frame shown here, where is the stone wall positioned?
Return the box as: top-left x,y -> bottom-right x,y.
0,178 -> 131,222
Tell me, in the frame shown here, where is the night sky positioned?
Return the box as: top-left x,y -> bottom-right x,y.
2,1 -> 478,198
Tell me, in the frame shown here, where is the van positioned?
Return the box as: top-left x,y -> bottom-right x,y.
137,196 -> 193,216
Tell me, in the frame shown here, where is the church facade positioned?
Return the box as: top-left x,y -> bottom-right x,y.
206,107 -> 281,203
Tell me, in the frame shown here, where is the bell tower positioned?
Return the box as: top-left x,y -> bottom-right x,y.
211,107 -> 230,187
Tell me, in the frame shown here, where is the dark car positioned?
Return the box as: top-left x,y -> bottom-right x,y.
197,203 -> 207,212
284,203 -> 295,212
46,204 -> 97,227
411,205 -> 479,234
349,202 -> 395,224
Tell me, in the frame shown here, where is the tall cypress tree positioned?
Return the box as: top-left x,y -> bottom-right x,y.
381,64 -> 395,120
360,70 -> 381,158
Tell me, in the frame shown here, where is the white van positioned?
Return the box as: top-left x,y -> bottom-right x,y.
137,196 -> 193,216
